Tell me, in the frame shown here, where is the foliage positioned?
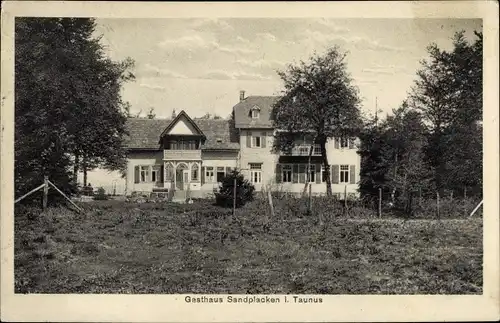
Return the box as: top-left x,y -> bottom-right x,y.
15,18 -> 134,202
272,46 -> 363,196
214,170 -> 255,208
93,187 -> 108,200
408,30 -> 482,195
359,30 -> 483,210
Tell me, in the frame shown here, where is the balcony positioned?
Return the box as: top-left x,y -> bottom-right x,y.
163,149 -> 202,161
281,144 -> 322,156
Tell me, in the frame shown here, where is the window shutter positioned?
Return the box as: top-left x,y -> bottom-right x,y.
160,165 -> 164,183
134,166 -> 140,183
225,167 -> 231,176
292,164 -> 299,183
298,164 -> 306,183
315,164 -> 321,184
349,138 -> 355,149
332,165 -> 339,184
201,167 -> 205,184
247,132 -> 252,148
276,164 -> 282,183
261,132 -> 266,148
334,138 -> 340,149
350,165 -> 356,184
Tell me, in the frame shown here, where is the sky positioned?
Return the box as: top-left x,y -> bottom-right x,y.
94,18 -> 482,120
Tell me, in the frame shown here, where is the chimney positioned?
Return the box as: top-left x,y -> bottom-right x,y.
239,90 -> 245,102
171,109 -> 176,119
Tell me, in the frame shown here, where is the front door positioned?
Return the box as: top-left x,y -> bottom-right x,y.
183,170 -> 189,190
176,169 -> 184,190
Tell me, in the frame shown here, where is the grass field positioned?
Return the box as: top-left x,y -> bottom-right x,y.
14,198 -> 483,294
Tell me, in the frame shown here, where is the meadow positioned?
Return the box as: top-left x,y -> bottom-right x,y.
14,197 -> 482,294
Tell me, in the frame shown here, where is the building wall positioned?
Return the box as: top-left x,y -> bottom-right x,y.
238,128 -> 279,192
238,129 -> 361,195
126,151 -> 164,194
198,150 -> 238,196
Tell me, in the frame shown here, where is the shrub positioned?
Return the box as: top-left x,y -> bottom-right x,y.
215,170 -> 255,208
93,187 -> 108,201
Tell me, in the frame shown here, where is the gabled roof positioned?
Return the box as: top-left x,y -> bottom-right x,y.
124,117 -> 239,151
159,110 -> 206,138
233,96 -> 280,129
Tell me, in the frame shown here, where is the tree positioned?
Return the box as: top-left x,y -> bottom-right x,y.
409,30 -> 482,196
215,170 -> 255,208
272,46 -> 363,196
383,103 -> 431,213
15,18 -> 134,201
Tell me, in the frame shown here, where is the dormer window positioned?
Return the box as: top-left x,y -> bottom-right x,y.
250,105 -> 260,119
216,138 -> 223,143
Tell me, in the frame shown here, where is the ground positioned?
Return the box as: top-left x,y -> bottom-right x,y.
14,198 -> 482,294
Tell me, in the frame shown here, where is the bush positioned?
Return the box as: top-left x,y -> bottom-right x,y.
93,187 -> 108,201
214,170 -> 255,208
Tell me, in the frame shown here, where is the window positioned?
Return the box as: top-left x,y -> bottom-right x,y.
339,137 -> 349,148
192,164 -> 199,181
313,144 -> 321,155
309,165 -> 316,183
251,109 -> 260,119
298,146 -> 309,155
216,166 -> 225,182
282,164 -> 292,183
151,166 -> 161,182
340,165 -> 349,183
249,163 -> 262,184
205,166 -> 215,182
167,139 -> 198,150
140,166 -> 150,182
252,136 -> 262,148
165,164 -> 174,181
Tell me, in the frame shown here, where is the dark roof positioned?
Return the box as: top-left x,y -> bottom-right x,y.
124,117 -> 239,151
233,96 -> 280,129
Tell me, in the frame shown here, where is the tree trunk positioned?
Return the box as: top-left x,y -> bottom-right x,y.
83,158 -> 88,186
391,151 -> 398,205
302,142 -> 314,197
319,138 -> 332,196
73,153 -> 80,185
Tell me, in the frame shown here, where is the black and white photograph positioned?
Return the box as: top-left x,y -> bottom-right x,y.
1,1 -> 498,322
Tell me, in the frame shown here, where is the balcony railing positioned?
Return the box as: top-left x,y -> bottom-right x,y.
163,149 -> 202,160
282,144 -> 322,156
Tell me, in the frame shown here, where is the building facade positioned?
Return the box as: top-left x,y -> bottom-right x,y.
124,91 -> 361,198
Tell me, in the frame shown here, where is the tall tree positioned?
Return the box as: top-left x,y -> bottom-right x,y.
15,18 -> 134,200
409,30 -> 482,196
272,46 -> 363,195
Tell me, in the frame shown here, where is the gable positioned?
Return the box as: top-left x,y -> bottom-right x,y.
160,110 -> 205,138
166,115 -> 199,135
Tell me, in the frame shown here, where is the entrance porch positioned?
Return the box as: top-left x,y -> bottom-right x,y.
163,161 -> 202,192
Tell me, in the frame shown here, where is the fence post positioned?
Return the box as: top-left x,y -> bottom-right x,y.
343,185 -> 348,215
267,186 -> 275,218
378,187 -> 382,218
42,175 -> 48,210
307,183 -> 312,215
469,200 -> 483,217
436,191 -> 440,218
233,177 -> 237,217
